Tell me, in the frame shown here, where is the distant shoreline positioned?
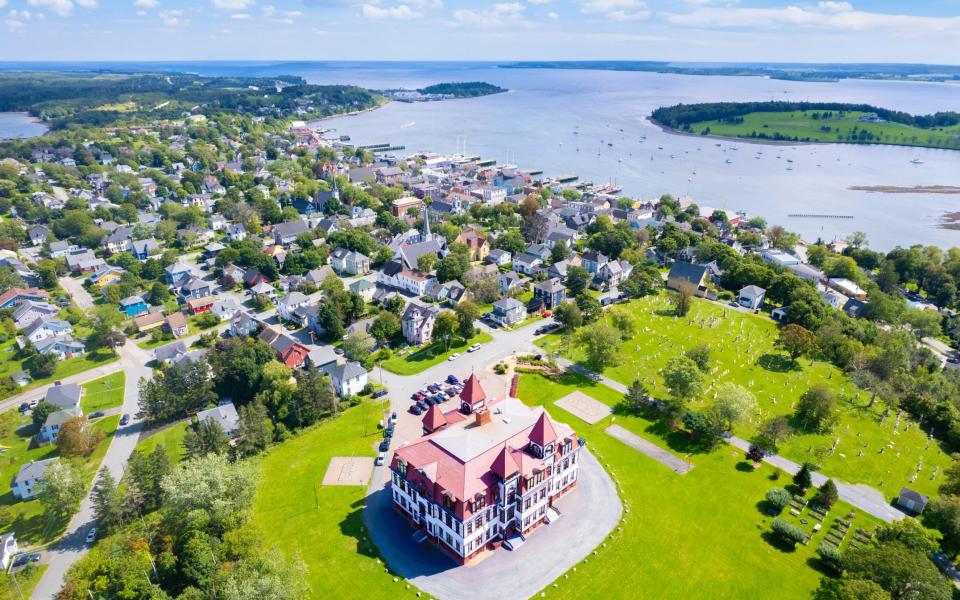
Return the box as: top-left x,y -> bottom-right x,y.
852,185 -> 960,194
0,111 -> 48,139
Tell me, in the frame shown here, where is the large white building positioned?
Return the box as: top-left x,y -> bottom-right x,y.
389,375 -> 580,564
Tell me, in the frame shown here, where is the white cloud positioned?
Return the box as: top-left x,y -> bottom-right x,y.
284,9 -> 301,16
211,0 -> 254,10
0,0 -> 7,8
682,0 -> 739,5
261,3 -> 274,15
361,4 -> 422,19
451,2 -> 529,28
134,0 -> 158,7
663,4 -> 960,32
5,18 -> 23,30
528,0 -> 552,4
580,0 -> 647,20
76,0 -> 97,7
9,9 -> 33,18
546,10 -> 557,18
27,0 -> 76,17
230,12 -> 250,19
158,8 -> 185,26
136,9 -> 146,15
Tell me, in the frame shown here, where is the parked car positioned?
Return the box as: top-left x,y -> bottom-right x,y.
375,453 -> 385,467
378,439 -> 390,452
86,528 -> 97,544
446,375 -> 459,385
416,401 -> 428,411
88,411 -> 104,419
468,343 -> 481,352
410,405 -> 423,415
373,389 -> 388,399
448,353 -> 461,361
18,402 -> 30,413
119,414 -> 130,426
390,412 -> 398,424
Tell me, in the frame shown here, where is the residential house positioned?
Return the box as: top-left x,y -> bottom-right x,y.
897,488 -> 928,514
65,250 -> 101,273
273,220 -> 309,246
49,240 -> 80,258
332,362 -> 369,397
40,407 -> 82,443
226,223 -> 247,242
491,297 -> 526,326
119,295 -> 149,317
350,278 -> 376,302
305,266 -> 335,287
28,225 -> 49,245
499,271 -> 528,294
12,458 -> 59,500
35,335 -> 85,360
211,297 -> 242,321
392,196 -> 424,217
512,252 -> 543,276
331,248 -> 371,276
666,262 -> 709,297
580,251 -> 609,274
828,278 -> 867,301
402,303 -> 439,345
788,263 -> 826,283
463,264 -> 499,285
0,287 -> 48,309
761,249 -> 801,267
220,263 -> 246,287
21,319 -> 72,346
165,262 -> 192,285
230,311 -> 261,338
243,268 -> 270,289
186,295 -> 215,315
259,328 -> 311,369
87,266 -> 125,288
165,311 -> 189,337
134,311 -> 165,333
456,230 -> 490,262
13,301 -> 58,330
739,285 -> 766,310
533,278 -> 566,310
197,402 -> 241,437
132,238 -> 160,261
487,249 -> 511,266
155,341 -> 188,365
595,260 -> 632,289
103,226 -> 133,254
179,278 -> 212,301
249,281 -> 276,300
277,291 -> 310,322
45,382 -> 82,411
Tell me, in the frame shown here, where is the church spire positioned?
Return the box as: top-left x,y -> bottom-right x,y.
422,207 -> 431,241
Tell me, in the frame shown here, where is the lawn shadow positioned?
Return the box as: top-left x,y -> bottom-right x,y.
735,461 -> 757,473
642,419 -> 716,455
653,309 -> 678,317
761,531 -> 798,553
755,500 -> 782,517
757,353 -> 801,373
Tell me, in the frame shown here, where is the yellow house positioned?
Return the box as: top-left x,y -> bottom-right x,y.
456,229 -> 490,263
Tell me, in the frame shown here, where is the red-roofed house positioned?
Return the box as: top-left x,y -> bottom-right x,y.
0,287 -> 48,309
390,378 -> 580,565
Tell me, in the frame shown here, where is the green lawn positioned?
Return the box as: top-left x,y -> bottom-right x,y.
0,564 -> 47,600
80,372 -> 125,413
687,109 -> 960,149
381,331 -> 494,375
536,294 -> 952,499
136,421 -> 189,463
0,409 -> 119,547
0,340 -> 120,400
251,401 -> 412,600
516,372 -> 881,599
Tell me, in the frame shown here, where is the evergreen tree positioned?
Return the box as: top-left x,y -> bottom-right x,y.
794,463 -> 813,491
91,468 -> 123,535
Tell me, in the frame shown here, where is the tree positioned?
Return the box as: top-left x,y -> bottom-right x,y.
685,344 -> 711,372
91,468 -> 124,535
235,399 -> 273,458
622,379 -> 648,413
566,266 -> 590,297
293,367 -> 338,427
794,462 -> 813,491
776,323 -> 817,362
550,241 -> 571,263
707,383 -> 757,432
434,311 -> 458,351
28,352 -> 57,378
31,401 -> 57,431
369,312 -> 400,344
660,355 -> 704,408
161,453 -> 258,536
342,331 -> 374,362
746,444 -> 765,463
39,459 -> 86,520
493,230 -> 525,255
843,539 -> 952,600
184,419 -> 230,459
672,285 -> 693,317
756,416 -> 793,452
126,446 -> 171,513
139,358 -> 217,423
436,250 -> 468,283
182,531 -> 217,589
575,293 -> 602,324
926,495 -> 960,550
765,487 -> 792,511
56,416 -> 103,457
454,301 -> 479,340
771,517 -> 806,546
577,322 -> 621,370
91,304 -> 125,352
846,230 -> 868,249
816,479 -> 839,508
416,253 -> 437,274
553,301 -> 583,331
609,307 -> 636,338
813,578 -> 888,600
795,385 -> 838,432
816,543 -> 844,574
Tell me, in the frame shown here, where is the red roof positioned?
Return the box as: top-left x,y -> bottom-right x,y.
422,404 -> 447,432
529,412 -> 558,446
490,446 -> 519,480
0,287 -> 47,307
459,373 -> 486,407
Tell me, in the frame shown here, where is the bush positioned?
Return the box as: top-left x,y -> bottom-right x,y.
27,352 -> 57,378
771,518 -> 807,545
493,363 -> 508,375
816,543 -> 843,573
766,487 -> 792,511
361,383 -> 375,396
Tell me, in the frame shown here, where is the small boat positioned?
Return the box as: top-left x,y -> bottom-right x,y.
608,143 -> 613,147
911,158 -> 924,164
786,159 -> 793,163
725,159 -> 732,164
786,167 -> 793,171
657,146 -> 663,150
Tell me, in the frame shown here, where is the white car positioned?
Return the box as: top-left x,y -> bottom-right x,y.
447,353 -> 461,361
468,343 -> 481,353
85,528 -> 97,544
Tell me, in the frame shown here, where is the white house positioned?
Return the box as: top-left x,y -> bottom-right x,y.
277,291 -> 309,322
738,285 -> 766,310
40,407 -> 82,443
332,361 -> 369,397
21,318 -> 73,346
12,458 -> 59,500
197,402 -> 241,437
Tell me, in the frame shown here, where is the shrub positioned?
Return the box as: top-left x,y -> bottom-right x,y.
816,543 -> 843,573
766,487 -> 792,511
746,444 -> 765,463
771,518 -> 807,545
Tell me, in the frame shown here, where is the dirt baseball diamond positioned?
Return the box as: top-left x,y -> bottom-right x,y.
555,391 -> 613,425
322,456 -> 375,486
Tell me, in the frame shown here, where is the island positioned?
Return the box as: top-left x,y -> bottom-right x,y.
381,81 -> 506,102
651,101 -> 960,150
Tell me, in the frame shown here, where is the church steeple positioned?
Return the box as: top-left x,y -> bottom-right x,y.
422,208 -> 431,242
331,177 -> 340,201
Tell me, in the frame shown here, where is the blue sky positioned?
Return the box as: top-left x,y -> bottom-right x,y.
2,0 -> 959,63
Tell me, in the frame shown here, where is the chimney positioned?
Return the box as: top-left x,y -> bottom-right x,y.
475,409 -> 491,427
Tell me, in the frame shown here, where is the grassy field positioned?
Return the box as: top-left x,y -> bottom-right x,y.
0,339 -> 120,400
536,294 -> 953,499
381,331 -> 494,375
686,110 -> 960,149
80,372 -> 125,413
251,400 -> 412,600
135,421 -> 189,463
516,372 -> 881,599
0,564 -> 47,600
